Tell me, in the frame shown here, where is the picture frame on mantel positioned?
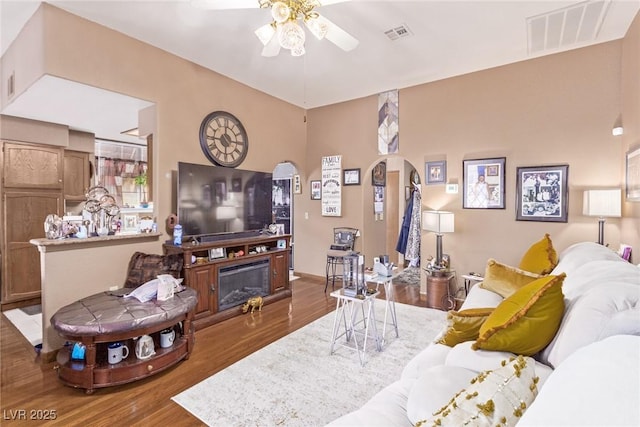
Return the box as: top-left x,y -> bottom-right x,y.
515,164 -> 569,222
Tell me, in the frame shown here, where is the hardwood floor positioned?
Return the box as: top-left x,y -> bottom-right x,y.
0,275 -> 427,426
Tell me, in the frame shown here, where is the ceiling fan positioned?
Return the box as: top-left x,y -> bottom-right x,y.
192,0 -> 359,57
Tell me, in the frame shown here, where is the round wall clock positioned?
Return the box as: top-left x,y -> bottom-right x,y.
199,111 -> 248,168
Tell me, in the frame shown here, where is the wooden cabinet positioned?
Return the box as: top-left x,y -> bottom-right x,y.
2,191 -> 63,303
426,273 -> 456,311
63,150 -> 90,200
165,233 -> 291,330
2,142 -> 63,189
1,141 -> 64,306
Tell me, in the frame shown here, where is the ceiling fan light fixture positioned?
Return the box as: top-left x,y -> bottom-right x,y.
305,16 -> 328,40
255,23 -> 276,46
291,45 -> 305,56
278,20 -> 306,50
271,2 -> 291,23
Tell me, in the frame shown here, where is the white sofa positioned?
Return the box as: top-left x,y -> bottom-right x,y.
327,242 -> 640,426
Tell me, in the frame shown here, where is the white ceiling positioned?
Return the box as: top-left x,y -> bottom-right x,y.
1,0 -> 638,143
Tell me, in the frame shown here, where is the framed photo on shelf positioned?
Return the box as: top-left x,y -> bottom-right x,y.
426,161 -> 446,185
372,162 -> 386,186
277,239 -> 287,249
122,214 -> 139,233
310,180 -> 321,200
516,164 -> 569,222
463,157 -> 506,209
343,168 -> 361,186
626,146 -> 640,201
208,247 -> 227,260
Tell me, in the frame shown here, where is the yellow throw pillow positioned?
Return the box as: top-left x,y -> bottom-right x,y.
415,355 -> 540,427
473,274 -> 565,356
437,308 -> 495,347
518,233 -> 558,275
480,259 -> 542,298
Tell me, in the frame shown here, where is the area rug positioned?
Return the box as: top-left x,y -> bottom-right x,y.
172,302 -> 446,426
394,267 -> 421,286
3,305 -> 43,347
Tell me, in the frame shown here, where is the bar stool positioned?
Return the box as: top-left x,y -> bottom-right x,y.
325,227 -> 358,292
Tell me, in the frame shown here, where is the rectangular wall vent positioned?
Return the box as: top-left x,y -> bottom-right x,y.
7,72 -> 15,98
384,23 -> 413,41
527,0 -> 610,55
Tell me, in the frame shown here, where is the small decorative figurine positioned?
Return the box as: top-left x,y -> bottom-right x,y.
242,296 -> 263,314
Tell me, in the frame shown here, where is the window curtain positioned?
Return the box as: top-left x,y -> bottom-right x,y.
95,157 -> 147,207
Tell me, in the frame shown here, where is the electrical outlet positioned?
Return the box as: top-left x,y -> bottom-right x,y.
304,212 -> 309,219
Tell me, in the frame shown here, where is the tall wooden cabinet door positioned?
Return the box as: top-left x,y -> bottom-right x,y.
64,150 -> 90,200
189,267 -> 217,319
2,191 -> 63,303
272,253 -> 288,292
2,142 -> 63,189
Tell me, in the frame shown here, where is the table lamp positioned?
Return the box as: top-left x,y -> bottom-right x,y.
422,210 -> 455,267
582,189 -> 621,245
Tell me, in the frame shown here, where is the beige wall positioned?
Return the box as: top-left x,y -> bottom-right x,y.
2,4 -> 638,301
304,38 -> 638,286
621,13 -> 640,250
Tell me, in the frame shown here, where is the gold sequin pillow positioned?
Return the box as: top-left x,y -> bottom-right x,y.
518,233 -> 558,275
480,259 -> 542,298
415,355 -> 540,427
437,308 -> 495,347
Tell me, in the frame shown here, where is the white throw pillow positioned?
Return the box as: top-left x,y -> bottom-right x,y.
406,365 -> 477,424
415,355 -> 539,427
400,343 -> 451,385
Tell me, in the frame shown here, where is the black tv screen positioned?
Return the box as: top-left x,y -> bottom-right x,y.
177,162 -> 272,237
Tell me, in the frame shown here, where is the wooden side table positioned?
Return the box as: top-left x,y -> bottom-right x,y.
426,272 -> 456,311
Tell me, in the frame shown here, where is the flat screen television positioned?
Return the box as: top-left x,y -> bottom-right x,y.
177,162 -> 273,238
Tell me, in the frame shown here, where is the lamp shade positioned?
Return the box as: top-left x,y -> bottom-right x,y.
422,211 -> 455,233
583,189 -> 621,217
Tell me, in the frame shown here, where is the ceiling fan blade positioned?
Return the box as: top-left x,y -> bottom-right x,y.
261,32 -> 282,57
190,0 -> 260,10
317,0 -> 351,5
316,15 -> 359,51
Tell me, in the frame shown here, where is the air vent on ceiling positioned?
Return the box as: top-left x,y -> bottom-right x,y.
384,23 -> 413,41
527,0 -> 611,55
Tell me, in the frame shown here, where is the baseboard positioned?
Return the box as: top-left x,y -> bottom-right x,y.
1,297 -> 42,312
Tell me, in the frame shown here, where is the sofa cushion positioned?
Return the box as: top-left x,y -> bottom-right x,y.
459,285 -> 504,311
539,282 -> 640,368
436,308 -> 494,347
124,251 -> 184,288
415,355 -> 539,427
518,233 -> 558,274
407,365 -> 478,425
327,380 -> 414,426
401,343 -> 451,384
480,259 -> 542,298
518,335 -> 640,427
473,274 -> 565,356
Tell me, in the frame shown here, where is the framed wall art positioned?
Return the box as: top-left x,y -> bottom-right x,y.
310,180 -> 321,200
626,146 -> 640,202
426,161 -> 446,185
372,162 -> 386,186
463,157 -> 506,209
293,174 -> 301,194
515,164 -> 569,222
343,168 -> 361,186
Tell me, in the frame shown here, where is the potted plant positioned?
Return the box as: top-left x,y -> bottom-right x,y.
134,173 -> 148,208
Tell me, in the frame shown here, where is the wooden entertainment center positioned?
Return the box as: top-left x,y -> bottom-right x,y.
164,232 -> 292,330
